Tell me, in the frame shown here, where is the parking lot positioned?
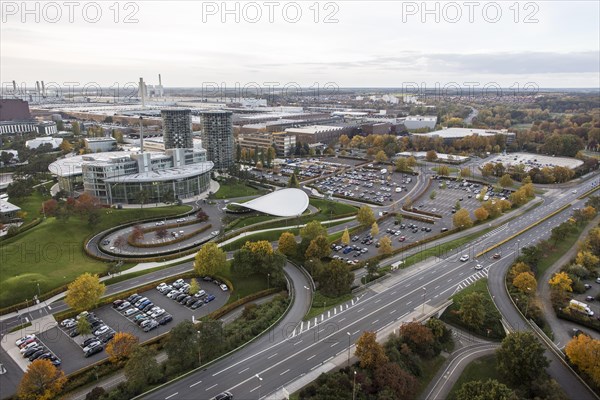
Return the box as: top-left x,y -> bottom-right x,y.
37,278 -> 229,374
312,167 -> 416,205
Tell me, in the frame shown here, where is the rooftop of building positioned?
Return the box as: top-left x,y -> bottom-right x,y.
412,127 -> 513,138
104,161 -> 214,183
229,188 -> 309,217
0,198 -> 21,214
49,151 -> 166,177
284,125 -> 346,134
84,137 -> 117,142
404,115 -> 438,121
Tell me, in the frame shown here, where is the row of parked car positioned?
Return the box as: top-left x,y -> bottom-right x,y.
113,293 -> 172,332
15,334 -> 61,365
60,311 -> 115,357
160,278 -> 218,310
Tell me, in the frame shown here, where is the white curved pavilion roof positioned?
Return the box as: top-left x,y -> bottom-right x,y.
230,188 -> 309,217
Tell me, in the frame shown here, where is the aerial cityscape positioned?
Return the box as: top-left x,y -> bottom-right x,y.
0,1 -> 599,400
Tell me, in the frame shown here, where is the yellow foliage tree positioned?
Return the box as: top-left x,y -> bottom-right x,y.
341,228 -> 350,245
473,207 -> 489,221
509,262 -> 531,281
375,150 -> 388,163
65,273 -> 106,312
565,334 -> 600,386
548,271 -> 573,293
18,359 -> 67,400
106,332 -> 138,364
277,232 -> 297,256
513,272 -> 537,294
357,206 -> 376,226
576,250 -> 600,270
355,331 -> 388,370
194,242 -> 227,276
242,240 -> 273,255
453,208 -> 473,230
379,236 -> 393,255
371,222 -> 379,237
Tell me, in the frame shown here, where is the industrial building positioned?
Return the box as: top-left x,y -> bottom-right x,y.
411,127 -> 515,144
236,131 -> 296,157
0,198 -> 21,221
85,137 -> 117,153
284,125 -> 355,145
201,110 -> 234,171
25,137 -> 63,149
401,115 -> 438,130
0,121 -> 57,136
0,99 -> 31,121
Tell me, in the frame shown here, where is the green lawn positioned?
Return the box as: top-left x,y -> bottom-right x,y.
304,291 -> 354,321
220,228 -> 302,252
447,355 -> 502,400
217,262 -> 269,304
225,214 -> 278,232
213,181 -> 267,199
417,355 -> 447,397
535,223 -> 587,278
0,204 -> 191,308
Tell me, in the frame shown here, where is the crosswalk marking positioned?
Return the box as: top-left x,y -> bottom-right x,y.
453,266 -> 490,294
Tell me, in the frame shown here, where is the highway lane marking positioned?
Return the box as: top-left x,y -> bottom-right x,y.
357,307 -> 365,313
307,355 -> 316,361
389,309 -> 397,314
280,369 -> 290,375
294,340 -> 303,346
165,392 -> 178,399
352,330 -> 360,335
189,380 -> 202,388
371,319 -> 379,325
434,285 -> 440,290
339,318 -> 346,322
310,364 -> 319,371
249,386 -> 260,393
330,342 -> 338,347
374,299 -> 381,304
267,353 -> 278,359
205,384 -> 218,391
391,291 -> 397,295
406,301 -> 412,305
238,367 -> 250,374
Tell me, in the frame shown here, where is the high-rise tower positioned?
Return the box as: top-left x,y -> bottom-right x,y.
161,109 -> 193,149
200,110 -> 234,171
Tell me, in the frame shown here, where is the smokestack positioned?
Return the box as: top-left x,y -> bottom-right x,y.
12,80 -> 16,92
41,81 -> 46,97
36,81 -> 40,94
139,77 -> 146,107
159,74 -> 162,86
139,116 -> 144,152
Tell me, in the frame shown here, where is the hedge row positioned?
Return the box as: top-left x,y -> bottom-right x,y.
402,206 -> 442,219
0,217 -> 43,244
332,193 -> 383,206
397,212 -> 435,224
128,224 -> 212,248
206,288 -> 282,320
556,307 -> 600,332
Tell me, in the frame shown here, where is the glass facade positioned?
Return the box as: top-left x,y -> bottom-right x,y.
109,172 -> 210,204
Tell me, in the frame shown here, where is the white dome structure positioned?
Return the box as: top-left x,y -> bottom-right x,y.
229,188 -> 309,217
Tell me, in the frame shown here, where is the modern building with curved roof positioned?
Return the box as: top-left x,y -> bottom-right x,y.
229,188 -> 309,217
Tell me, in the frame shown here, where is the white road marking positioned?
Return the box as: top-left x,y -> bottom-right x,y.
205,384 -> 217,391
190,380 -> 202,388
307,354 -> 316,361
389,309 -> 397,314
280,369 -> 290,375
165,393 -> 178,399
371,319 -> 379,325
267,353 -> 278,359
294,340 -> 303,346
238,367 -> 250,374
249,386 -> 260,393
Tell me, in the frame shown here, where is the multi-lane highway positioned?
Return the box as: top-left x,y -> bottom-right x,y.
143,178 -> 599,400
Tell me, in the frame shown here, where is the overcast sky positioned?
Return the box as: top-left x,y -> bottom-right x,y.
2,1 -> 599,88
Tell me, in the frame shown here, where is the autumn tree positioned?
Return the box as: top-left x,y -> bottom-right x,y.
474,207 -> 489,221
40,199 -> 58,217
453,208 -> 473,230
318,259 -> 354,297
508,262 -> 532,281
425,150 -> 438,161
18,359 -> 67,400
395,157 -> 410,172
565,334 -> 600,386
513,272 -> 537,294
399,322 -> 435,356
379,236 -> 393,255
575,250 -> 600,270
131,225 -> 144,243
459,292 -> 486,330
496,332 -> 549,386
548,272 -> 573,293
125,346 -> 161,393
277,231 -> 297,257
113,235 -> 126,252
65,273 -> 106,311
456,379 -> 515,400
374,362 -> 418,400
194,242 -> 227,276
305,235 -> 331,260
357,206 -> 375,226
59,139 -> 73,154
300,220 -> 327,242
106,332 -> 138,364
438,165 -> 450,176
375,150 -> 388,163
499,174 -> 513,188
355,331 -> 388,370
460,167 -> 471,178
287,173 -> 300,188
155,227 -> 168,241
341,228 -> 350,245
370,221 -> 379,237
77,317 -> 92,337
189,278 -> 200,295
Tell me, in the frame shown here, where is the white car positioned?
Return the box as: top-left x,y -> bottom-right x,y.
194,290 -> 207,298
572,190 -> 577,194
475,263 -> 483,270
15,334 -> 36,347
167,290 -> 180,299
155,221 -> 165,226
176,218 -> 185,223
146,306 -> 160,315
19,342 -> 39,353
459,254 -> 470,262
156,282 -> 168,291
61,319 -> 76,328
151,309 -> 165,318
94,326 -> 110,336
220,284 -> 228,291
124,308 -> 138,316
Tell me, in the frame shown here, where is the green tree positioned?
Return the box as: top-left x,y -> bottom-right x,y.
266,146 -> 276,168
459,292 -> 486,329
189,278 -> 200,295
236,143 -> 242,162
300,220 -> 327,242
438,165 -> 450,176
277,231 -> 297,257
194,242 -> 227,276
371,221 -> 379,237
355,331 -> 388,370
65,273 -> 106,311
287,173 -> 300,188
379,236 -> 393,255
429,190 -> 437,200
499,174 -> 513,188
318,259 -> 354,297
198,320 -> 225,362
125,346 -> 161,393
341,228 -> 351,245
496,332 -> 549,386
134,190 -> 150,208
456,379 -> 515,400
164,320 -> 200,374
77,317 -> 92,338
357,206 -> 375,226
72,121 -> 81,135
305,235 -> 331,260
233,241 -> 286,282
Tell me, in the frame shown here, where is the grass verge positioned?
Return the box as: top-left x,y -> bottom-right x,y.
304,291 -> 354,321
446,355 -> 502,400
213,181 -> 267,199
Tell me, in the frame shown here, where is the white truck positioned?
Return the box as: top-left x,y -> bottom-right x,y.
569,299 -> 594,316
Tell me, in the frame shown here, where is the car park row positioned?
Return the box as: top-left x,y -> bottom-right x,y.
14,334 -> 62,365
58,311 -> 116,358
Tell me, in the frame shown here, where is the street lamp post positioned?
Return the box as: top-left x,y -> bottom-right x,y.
346,331 -> 352,367
267,273 -> 270,290
352,370 -> 357,400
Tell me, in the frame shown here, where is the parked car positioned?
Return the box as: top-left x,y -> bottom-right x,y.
167,290 -> 180,298
143,320 -> 159,332
68,328 -> 80,338
15,335 -> 36,347
20,341 -> 40,354
156,282 -> 168,291
204,294 -> 216,303
175,293 -> 187,302
141,303 -> 155,313
94,326 -> 110,336
220,284 -> 228,291
185,297 -> 197,307
22,346 -> 42,358
127,293 -> 139,302
81,337 -> 98,348
29,349 -> 47,361
191,300 -> 203,310
586,296 -> 595,302
61,319 -> 76,329
194,290 -> 207,298
151,309 -> 165,318
124,308 -> 138,317
112,299 -> 124,308
84,344 -> 103,358
99,331 -> 115,343
116,301 -> 130,311
158,315 -> 173,325
179,295 -> 192,304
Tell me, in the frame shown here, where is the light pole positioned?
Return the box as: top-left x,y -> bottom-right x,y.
197,331 -> 202,366
352,370 -> 357,400
422,286 -> 427,314
524,287 -> 532,317
267,273 -> 270,290
255,374 -> 263,399
346,331 -> 352,367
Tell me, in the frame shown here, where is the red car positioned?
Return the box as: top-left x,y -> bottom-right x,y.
492,253 -> 501,259
398,236 -> 406,242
